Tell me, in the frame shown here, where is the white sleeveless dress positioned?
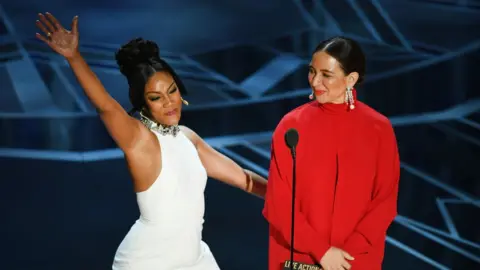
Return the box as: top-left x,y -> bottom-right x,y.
112,129 -> 220,270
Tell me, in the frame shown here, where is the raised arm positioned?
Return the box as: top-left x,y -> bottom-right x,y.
181,126 -> 267,198
35,13 -> 143,152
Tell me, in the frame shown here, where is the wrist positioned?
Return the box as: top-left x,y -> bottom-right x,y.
311,244 -> 331,263
65,51 -> 81,61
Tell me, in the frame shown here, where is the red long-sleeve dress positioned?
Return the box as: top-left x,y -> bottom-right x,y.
263,95 -> 400,270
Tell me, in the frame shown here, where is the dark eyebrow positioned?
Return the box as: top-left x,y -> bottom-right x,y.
320,69 -> 334,74
167,81 -> 175,90
145,81 -> 176,95
308,65 -> 334,74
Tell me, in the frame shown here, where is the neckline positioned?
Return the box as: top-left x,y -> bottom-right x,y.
316,102 -> 352,115
314,88 -> 357,115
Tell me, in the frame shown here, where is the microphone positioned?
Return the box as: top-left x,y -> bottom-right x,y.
284,128 -> 299,270
285,128 -> 299,158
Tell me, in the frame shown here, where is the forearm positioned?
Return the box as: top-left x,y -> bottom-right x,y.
66,53 -> 118,112
343,191 -> 397,255
66,52 -> 143,151
244,169 -> 267,198
263,194 -> 330,261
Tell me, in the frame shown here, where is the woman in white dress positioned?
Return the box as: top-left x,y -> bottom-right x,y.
35,13 -> 267,270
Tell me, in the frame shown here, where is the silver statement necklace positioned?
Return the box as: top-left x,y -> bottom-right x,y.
139,111 -> 180,137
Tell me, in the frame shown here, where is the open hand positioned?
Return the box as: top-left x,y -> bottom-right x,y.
35,12 -> 79,59
320,247 -> 354,270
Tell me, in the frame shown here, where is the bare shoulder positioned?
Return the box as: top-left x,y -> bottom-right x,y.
180,125 -> 201,147
124,119 -> 163,193
124,118 -> 160,154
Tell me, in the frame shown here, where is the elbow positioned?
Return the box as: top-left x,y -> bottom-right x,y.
390,194 -> 399,220
382,194 -> 398,222
262,205 -> 275,225
390,207 -> 398,223
96,97 -> 121,115
96,105 -> 112,115
383,200 -> 398,226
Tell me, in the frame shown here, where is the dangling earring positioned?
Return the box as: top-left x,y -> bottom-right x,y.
139,108 -> 149,119
309,92 -> 314,100
345,87 -> 355,110
181,97 -> 189,106
139,109 -> 157,129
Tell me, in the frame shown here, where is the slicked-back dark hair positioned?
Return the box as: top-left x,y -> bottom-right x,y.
314,36 -> 366,85
115,38 -> 187,115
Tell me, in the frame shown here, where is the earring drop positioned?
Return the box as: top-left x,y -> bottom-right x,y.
140,108 -> 148,118
181,98 -> 189,106
345,87 -> 355,110
309,92 -> 314,100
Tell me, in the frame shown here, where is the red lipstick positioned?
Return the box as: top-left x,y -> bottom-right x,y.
314,89 -> 326,96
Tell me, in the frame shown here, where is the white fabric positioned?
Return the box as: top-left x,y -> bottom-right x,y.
112,130 -> 220,270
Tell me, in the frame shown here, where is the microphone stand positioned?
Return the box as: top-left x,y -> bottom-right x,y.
289,146 -> 297,270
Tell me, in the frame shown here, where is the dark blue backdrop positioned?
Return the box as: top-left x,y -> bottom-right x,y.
1,0 -> 479,269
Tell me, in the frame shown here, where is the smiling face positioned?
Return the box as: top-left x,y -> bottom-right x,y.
143,71 -> 182,126
308,51 -> 358,104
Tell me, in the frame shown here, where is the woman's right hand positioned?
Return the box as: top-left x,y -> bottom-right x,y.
319,246 -> 354,270
35,12 -> 79,59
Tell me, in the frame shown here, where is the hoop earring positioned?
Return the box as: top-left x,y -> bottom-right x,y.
345,87 -> 355,110
181,97 -> 189,106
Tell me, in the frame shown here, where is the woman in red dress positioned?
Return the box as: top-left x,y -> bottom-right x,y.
263,36 -> 400,270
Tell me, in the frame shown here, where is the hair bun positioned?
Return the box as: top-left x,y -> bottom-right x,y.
115,37 -> 160,76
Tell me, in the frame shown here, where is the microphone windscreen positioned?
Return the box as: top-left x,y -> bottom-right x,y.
285,128 -> 299,148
